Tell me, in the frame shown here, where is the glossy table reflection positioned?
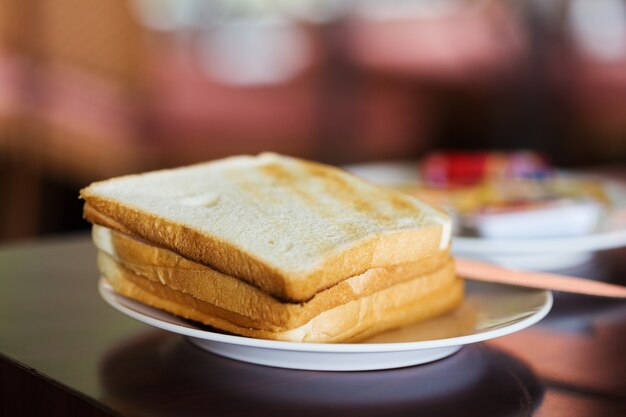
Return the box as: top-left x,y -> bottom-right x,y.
1,235 -> 625,416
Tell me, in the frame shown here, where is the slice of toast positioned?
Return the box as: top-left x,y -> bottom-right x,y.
94,225 -> 454,330
103,261 -> 463,343
82,153 -> 451,302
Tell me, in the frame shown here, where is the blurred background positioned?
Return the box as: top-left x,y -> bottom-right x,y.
0,0 -> 624,242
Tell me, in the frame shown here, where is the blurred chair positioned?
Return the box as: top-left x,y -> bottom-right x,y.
0,0 -> 155,239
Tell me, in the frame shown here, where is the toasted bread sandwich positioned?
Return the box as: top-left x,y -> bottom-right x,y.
82,153 -> 461,342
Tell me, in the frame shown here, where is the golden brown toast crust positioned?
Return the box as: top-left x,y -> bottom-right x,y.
96,232 -> 454,328
104,265 -> 464,343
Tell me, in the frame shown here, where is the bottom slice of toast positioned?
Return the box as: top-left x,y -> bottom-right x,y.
103,259 -> 464,343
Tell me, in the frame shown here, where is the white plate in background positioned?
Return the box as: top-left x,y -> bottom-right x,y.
99,278 -> 552,371
347,162 -> 626,270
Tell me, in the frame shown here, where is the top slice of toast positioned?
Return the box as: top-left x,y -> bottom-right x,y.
81,153 -> 451,301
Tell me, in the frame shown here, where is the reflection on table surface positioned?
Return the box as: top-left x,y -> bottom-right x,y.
99,330 -> 543,417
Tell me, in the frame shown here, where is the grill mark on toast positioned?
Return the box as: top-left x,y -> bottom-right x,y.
231,161 -> 428,252
259,163 -> 316,205
389,194 -> 416,212
260,162 -> 370,239
301,162 -> 414,225
260,161 -> 428,241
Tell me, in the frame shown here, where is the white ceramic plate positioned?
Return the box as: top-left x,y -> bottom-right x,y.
347,162 -> 626,270
98,278 -> 552,371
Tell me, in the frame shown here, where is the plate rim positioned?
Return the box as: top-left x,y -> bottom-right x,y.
452,229 -> 626,253
98,278 -> 552,353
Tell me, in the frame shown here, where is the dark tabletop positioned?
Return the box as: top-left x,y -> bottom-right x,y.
1,234 -> 625,417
